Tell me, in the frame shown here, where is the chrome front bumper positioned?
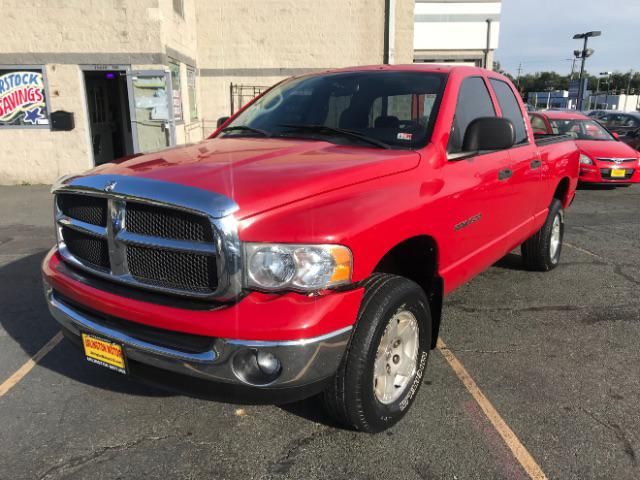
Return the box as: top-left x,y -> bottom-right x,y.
45,289 -> 351,389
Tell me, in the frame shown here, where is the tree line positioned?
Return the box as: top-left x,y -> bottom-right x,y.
494,64 -> 640,96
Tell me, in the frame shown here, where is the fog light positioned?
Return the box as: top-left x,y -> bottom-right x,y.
256,351 -> 281,376
232,349 -> 282,386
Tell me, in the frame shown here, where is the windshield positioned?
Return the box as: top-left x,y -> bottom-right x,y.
547,119 -> 615,141
217,71 -> 447,149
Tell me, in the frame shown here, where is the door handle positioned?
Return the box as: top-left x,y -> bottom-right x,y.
498,168 -> 513,181
530,159 -> 542,169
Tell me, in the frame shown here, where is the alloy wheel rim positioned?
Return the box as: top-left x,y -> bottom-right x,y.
373,310 -> 419,405
550,214 -> 561,260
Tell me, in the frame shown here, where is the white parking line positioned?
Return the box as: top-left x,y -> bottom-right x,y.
0,332 -> 63,398
437,338 -> 548,480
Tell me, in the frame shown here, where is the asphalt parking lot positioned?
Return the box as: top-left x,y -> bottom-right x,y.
0,184 -> 638,480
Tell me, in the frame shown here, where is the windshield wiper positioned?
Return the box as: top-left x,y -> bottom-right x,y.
220,125 -> 271,137
277,124 -> 391,149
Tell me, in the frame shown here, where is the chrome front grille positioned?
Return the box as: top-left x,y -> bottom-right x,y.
52,175 -> 242,301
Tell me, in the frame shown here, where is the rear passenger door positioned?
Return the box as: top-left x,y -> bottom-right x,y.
441,77 -> 514,285
489,78 -> 540,236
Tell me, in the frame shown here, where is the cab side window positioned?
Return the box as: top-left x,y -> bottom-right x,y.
530,115 -> 547,133
490,79 -> 528,144
448,77 -> 495,154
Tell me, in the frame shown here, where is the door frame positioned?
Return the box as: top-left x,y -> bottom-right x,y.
80,65 -> 176,165
80,64 -> 133,166
128,69 -> 177,152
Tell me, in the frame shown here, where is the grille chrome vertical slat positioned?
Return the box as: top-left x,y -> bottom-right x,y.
52,175 -> 242,301
107,198 -> 128,276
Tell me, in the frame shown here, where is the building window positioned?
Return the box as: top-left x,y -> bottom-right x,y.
169,60 -> 183,122
173,0 -> 184,17
187,66 -> 197,121
0,67 -> 49,127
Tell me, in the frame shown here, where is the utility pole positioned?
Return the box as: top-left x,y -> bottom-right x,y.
484,19 -> 492,69
600,71 -> 612,110
573,31 -> 601,110
516,63 -> 523,88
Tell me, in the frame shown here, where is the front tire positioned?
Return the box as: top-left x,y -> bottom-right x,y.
323,274 -> 432,433
521,198 -> 564,271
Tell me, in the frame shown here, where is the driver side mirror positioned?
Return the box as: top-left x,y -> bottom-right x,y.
217,116 -> 230,128
612,132 -> 620,140
462,117 -> 515,152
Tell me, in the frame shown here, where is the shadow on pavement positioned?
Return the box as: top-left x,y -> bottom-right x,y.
492,252 -> 524,271
0,250 -> 169,398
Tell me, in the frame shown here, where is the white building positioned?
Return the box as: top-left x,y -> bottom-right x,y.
413,0 -> 501,67
587,94 -> 640,112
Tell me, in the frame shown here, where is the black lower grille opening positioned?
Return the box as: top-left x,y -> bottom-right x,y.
127,245 -> 217,294
61,227 -> 110,270
600,168 -> 634,180
57,194 -> 108,226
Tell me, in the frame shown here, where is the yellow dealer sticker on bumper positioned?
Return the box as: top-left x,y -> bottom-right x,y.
82,333 -> 127,374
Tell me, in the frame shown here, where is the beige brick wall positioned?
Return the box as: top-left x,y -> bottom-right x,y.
1,0 -> 164,56
195,0 -> 416,119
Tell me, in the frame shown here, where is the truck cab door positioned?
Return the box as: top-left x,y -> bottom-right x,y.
489,78 -> 539,241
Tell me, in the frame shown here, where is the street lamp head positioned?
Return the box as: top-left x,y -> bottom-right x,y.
573,31 -> 602,39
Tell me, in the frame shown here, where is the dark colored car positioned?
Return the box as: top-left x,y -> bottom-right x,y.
621,128 -> 640,151
598,111 -> 640,135
586,110 -> 611,119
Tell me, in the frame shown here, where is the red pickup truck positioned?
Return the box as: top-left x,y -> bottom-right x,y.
42,65 -> 579,433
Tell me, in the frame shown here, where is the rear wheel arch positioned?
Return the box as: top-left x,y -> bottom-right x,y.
553,177 -> 572,207
371,235 -> 443,349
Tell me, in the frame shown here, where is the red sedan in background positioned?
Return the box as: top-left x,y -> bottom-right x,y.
530,111 -> 640,185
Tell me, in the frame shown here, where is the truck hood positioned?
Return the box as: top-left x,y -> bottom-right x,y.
576,140 -> 640,159
91,137 -> 421,219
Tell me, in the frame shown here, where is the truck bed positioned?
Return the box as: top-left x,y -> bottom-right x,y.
534,133 -> 574,147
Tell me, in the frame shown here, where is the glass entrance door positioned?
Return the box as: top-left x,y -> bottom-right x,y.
128,71 -> 175,152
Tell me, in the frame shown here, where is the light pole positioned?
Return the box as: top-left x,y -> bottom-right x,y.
600,71 -> 612,109
573,31 -> 601,110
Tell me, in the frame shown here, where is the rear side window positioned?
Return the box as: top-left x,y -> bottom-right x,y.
529,115 -> 547,133
490,79 -> 528,144
623,115 -> 640,127
448,77 -> 495,153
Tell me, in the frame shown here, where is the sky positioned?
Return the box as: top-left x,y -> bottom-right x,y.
496,0 -> 640,77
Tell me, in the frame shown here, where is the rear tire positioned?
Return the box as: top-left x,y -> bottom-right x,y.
521,199 -> 564,271
323,273 -> 432,433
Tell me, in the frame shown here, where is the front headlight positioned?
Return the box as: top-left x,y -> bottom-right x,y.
579,153 -> 594,165
244,243 -> 352,292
